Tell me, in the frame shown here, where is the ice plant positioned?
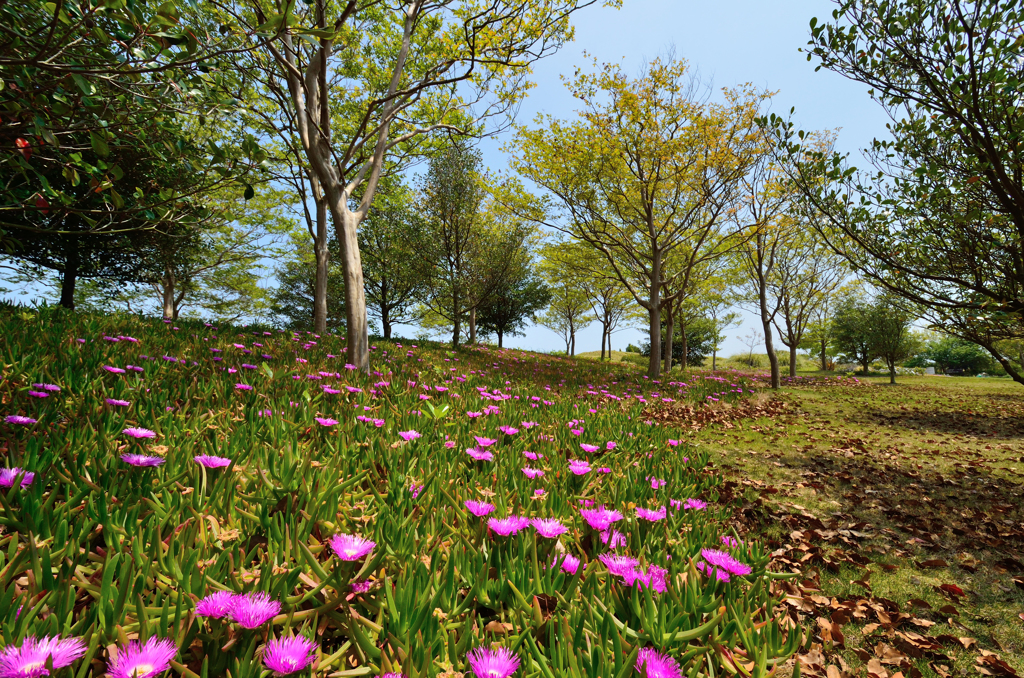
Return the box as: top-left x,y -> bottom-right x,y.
599,554 -> 639,577
568,459 -> 591,475
487,516 -> 530,536
466,448 -> 494,462
121,454 -> 165,467
579,506 -> 623,531
106,637 -> 177,678
0,635 -> 87,677
105,398 -> 131,407
473,436 -> 497,447
622,564 -> 668,593
228,592 -> 281,628
5,415 -> 37,425
0,468 -> 35,488
122,427 -> 156,439
557,554 -> 582,575
194,455 -> 232,469
398,430 -> 421,442
532,518 -> 567,538
579,443 -> 599,453
328,533 -> 376,561
315,417 -> 338,427
699,549 -> 752,579
196,591 -> 236,619
466,647 -> 520,678
636,506 -> 667,522
464,500 -> 495,517
521,467 -> 544,479
262,636 -> 317,675
635,647 -> 682,678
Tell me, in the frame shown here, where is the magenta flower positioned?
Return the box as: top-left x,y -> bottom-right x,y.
105,398 -> 131,407
522,451 -> 540,460
228,592 -> 281,628
487,516 -> 531,536
33,383 -> 61,393
466,448 -> 494,462
27,391 -> 48,398
315,417 -> 338,427
398,430 -> 421,442
606,441 -> 617,450
579,443 -> 599,453
106,637 -> 177,678
557,554 -> 582,575
699,549 -> 752,580
521,421 -> 537,429
328,533 -> 376,561
568,459 -> 591,475
683,499 -> 707,511
194,455 -> 231,469
636,506 -> 667,522
622,564 -> 669,593
0,468 -> 35,488
532,518 -> 567,539
121,454 -> 165,467
0,635 -> 87,677
720,535 -> 741,547
196,591 -> 236,619
103,366 -> 126,374
122,427 -> 156,439
599,554 -> 639,577
5,415 -> 37,425
235,383 -> 253,391
464,500 -> 495,517
636,647 -> 682,678
262,636 -> 317,675
498,426 -> 519,435
579,506 -> 623,531
648,477 -> 666,490
600,529 -> 628,549
473,436 -> 497,447
466,647 -> 520,678
444,440 -> 456,448
521,467 -> 544,479
667,439 -> 680,447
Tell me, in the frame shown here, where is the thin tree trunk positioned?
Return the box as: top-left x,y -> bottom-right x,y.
570,331 -> 576,357
821,338 -> 828,371
760,278 -> 780,389
498,330 -> 503,348
313,198 -> 329,334
59,236 -> 78,310
469,307 -> 477,344
663,304 -> 674,375
600,322 -> 606,361
889,361 -> 896,384
712,346 -> 717,371
382,306 -> 391,339
162,266 -> 176,320
647,253 -> 662,379
789,345 -> 797,377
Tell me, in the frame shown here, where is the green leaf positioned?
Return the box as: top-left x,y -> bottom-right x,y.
90,132 -> 110,157
243,183 -> 255,201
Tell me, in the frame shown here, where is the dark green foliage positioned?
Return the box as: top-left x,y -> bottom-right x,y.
271,251 -> 347,330
640,318 -> 716,368
908,335 -> 996,375
476,275 -> 551,348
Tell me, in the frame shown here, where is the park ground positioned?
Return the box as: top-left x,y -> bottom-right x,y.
648,372 -> 1024,678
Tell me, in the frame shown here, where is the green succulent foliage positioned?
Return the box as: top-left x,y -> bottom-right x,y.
0,306 -> 797,677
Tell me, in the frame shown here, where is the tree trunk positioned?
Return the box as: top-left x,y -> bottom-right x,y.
600,321 -> 606,361
497,330 -> 503,348
452,314 -> 461,348
570,332 -> 576,357
313,198 -> 329,334
663,304 -> 674,375
332,206 -> 370,369
162,275 -> 175,320
789,345 -> 797,377
469,306 -> 477,344
59,236 -> 78,310
889,361 -> 896,384
759,279 -> 780,389
821,338 -> 828,371
712,346 -> 717,371
647,253 -> 662,378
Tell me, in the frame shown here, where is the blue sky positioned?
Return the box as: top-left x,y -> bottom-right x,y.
402,0 -> 892,356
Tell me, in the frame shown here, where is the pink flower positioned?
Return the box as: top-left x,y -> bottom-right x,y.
568,459 -> 591,475
579,443 -> 599,453
122,427 -> 156,439
0,467 -> 34,488
636,647 -> 682,678
105,398 -> 131,407
398,430 -> 421,442
599,554 -> 639,577
487,516 -> 530,536
521,467 -> 544,479
444,440 -> 456,448
228,592 -> 281,628
720,535 -> 741,547
196,591 -> 236,619
606,441 -> 617,450
532,518 -> 567,538
262,636 -> 317,675
498,426 -> 519,435
667,439 -> 680,447
464,500 -> 495,517
467,448 -> 493,462
121,454 -> 164,467
600,529 -> 628,549
4,415 -> 37,425
235,383 -> 253,391
106,638 -> 177,678
580,506 -> 623,531
622,564 -> 668,593
473,436 -> 497,447
636,506 -> 667,521
466,647 -> 520,678
0,636 -> 86,677
328,534 -> 376,561
315,417 -> 338,427
194,455 -> 232,469
557,554 -> 582,575
699,549 -> 751,580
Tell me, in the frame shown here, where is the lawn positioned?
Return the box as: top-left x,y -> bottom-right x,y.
661,374 -> 1024,678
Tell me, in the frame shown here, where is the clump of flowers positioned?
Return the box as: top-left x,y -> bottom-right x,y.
0,635 -> 87,677
228,592 -> 282,628
696,549 -> 752,582
194,455 -> 231,469
465,500 -> 495,517
487,516 -> 530,536
635,647 -> 682,678
106,637 -> 177,678
262,636 -> 317,676
0,467 -> 35,488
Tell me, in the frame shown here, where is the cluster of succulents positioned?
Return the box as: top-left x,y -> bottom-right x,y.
0,309 -> 796,677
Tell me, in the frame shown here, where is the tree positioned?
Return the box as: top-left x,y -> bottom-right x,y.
538,271 -> 593,357
868,294 -> 919,385
832,291 -> 875,374
704,291 -> 742,371
510,56 -> 768,378
769,225 -> 847,376
767,0 -> 1024,385
641,316 -> 716,368
360,185 -> 430,339
477,274 -> 551,348
228,0 -> 612,371
910,335 -> 994,375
